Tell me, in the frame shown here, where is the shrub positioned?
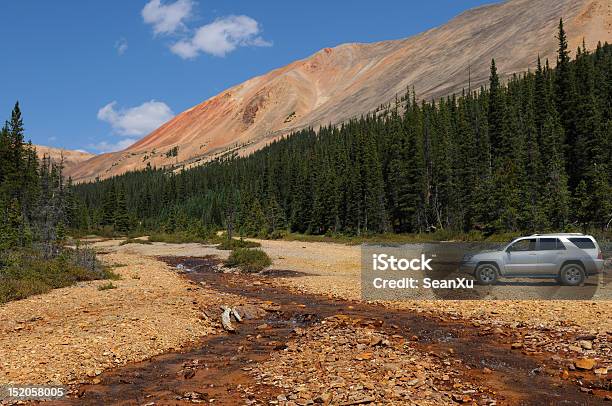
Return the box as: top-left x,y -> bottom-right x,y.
98,282 -> 117,291
225,248 -> 272,273
216,238 -> 261,250
0,247 -> 115,304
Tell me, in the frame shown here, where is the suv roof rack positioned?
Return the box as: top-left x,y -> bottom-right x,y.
530,233 -> 584,236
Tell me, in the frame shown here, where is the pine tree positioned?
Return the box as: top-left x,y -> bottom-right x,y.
114,187 -> 130,233
101,187 -> 117,226
554,19 -> 578,189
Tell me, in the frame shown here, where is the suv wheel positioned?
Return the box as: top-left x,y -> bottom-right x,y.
475,264 -> 498,285
559,263 -> 585,286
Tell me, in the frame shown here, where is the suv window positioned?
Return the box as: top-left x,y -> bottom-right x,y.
539,238 -> 566,250
569,237 -> 596,249
508,238 -> 536,252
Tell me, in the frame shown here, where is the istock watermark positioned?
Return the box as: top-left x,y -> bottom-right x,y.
361,243 -> 608,301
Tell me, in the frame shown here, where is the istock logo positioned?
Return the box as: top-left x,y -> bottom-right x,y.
372,253 -> 433,271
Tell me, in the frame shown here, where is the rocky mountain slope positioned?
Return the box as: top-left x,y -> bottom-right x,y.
35,145 -> 95,173
68,0 -> 609,182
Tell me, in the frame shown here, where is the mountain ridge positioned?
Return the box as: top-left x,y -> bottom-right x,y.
34,145 -> 96,173
68,0 -> 610,183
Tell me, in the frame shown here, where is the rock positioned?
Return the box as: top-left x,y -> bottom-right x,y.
368,337 -> 383,346
452,393 -> 472,403
594,367 -> 608,375
340,397 -> 375,405
92,378 -> 102,385
511,342 -> 523,349
221,307 -> 236,333
233,304 -> 267,320
574,358 -> 597,370
183,368 -> 196,379
256,323 -> 271,330
483,367 -> 492,374
579,340 -> 593,350
354,352 -> 373,361
231,308 -> 243,323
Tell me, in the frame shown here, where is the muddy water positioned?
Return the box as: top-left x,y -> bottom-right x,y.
49,256 -> 606,405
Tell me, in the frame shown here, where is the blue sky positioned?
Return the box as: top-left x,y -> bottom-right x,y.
0,0 -> 497,153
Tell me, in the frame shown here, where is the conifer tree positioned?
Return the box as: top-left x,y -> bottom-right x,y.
114,187 -> 130,233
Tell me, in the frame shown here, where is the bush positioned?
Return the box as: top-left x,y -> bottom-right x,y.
98,282 -> 117,291
225,248 -> 272,273
0,247 -> 115,304
216,238 -> 261,250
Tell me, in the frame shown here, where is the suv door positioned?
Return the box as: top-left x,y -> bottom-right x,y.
537,237 -> 566,275
504,238 -> 537,275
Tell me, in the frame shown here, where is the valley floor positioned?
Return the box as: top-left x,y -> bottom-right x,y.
0,238 -> 610,404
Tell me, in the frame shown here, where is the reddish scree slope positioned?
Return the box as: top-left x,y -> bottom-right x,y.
69,0 -> 610,182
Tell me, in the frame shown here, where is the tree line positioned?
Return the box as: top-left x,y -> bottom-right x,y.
74,22 -> 611,237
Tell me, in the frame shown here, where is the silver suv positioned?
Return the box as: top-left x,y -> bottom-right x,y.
460,234 -> 605,286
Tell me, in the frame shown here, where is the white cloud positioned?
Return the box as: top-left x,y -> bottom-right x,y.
90,138 -> 138,153
115,38 -> 128,55
170,15 -> 271,59
142,0 -> 193,35
97,100 -> 174,136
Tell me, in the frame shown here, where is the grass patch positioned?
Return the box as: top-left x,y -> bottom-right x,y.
97,282 -> 117,291
149,232 -> 213,244
278,231 -> 523,245
119,238 -> 153,246
216,238 -> 261,250
0,247 -> 114,304
225,248 -> 272,273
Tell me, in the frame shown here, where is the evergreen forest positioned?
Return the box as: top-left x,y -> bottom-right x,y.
68,23 -> 612,239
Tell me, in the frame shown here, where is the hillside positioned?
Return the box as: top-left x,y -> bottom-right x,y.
68,0 -> 609,182
35,145 -> 96,173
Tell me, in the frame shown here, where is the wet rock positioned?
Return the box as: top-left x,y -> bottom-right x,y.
233,304 -> 267,320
